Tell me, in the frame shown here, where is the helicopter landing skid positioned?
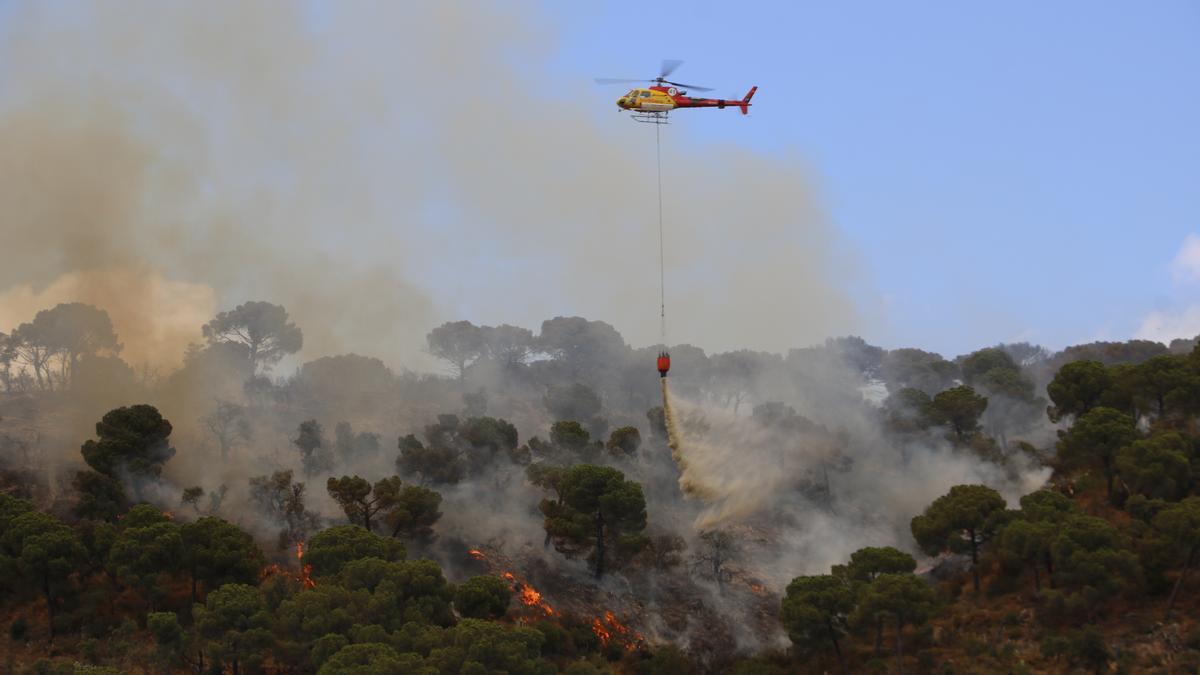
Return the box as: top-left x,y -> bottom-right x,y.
631,111 -> 669,124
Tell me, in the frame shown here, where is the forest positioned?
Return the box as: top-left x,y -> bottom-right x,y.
1,300 -> 1198,674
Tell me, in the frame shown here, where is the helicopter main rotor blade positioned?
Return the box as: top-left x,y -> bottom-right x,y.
661,80 -> 713,92
659,59 -> 683,78
594,77 -> 645,85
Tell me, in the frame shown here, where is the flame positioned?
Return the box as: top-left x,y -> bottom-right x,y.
260,542 -> 315,589
591,611 -> 643,651
749,583 -> 766,594
469,547 -> 555,618
296,541 -> 315,589
502,572 -> 554,616
259,563 -> 285,581
299,563 -> 316,589
591,618 -> 611,644
518,584 -> 555,616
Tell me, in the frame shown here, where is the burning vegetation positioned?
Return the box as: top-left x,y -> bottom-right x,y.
468,545 -> 648,652
2,293 -> 1200,673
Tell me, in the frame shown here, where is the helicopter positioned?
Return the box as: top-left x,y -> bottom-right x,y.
595,59 -> 756,122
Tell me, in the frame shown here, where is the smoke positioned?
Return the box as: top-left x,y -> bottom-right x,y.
0,1 -> 1055,658
0,267 -> 216,371
659,367 -> 1049,583
0,1 -> 855,372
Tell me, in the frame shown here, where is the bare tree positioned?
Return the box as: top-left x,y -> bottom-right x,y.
181,485 -> 228,516
201,400 -> 251,460
248,470 -> 320,551
691,529 -> 740,591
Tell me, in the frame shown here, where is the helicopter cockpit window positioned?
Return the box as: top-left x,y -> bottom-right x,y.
640,90 -> 652,98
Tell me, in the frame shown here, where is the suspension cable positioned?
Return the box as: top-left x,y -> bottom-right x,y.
656,120 -> 666,345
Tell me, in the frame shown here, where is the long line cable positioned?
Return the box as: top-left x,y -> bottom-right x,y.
656,119 -> 666,345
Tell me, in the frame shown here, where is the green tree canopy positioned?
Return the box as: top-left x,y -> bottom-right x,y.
1047,360 -> 1112,422
606,426 -> 642,457
274,584 -> 366,650
883,388 -> 934,432
1051,514 -> 1142,617
911,484 -> 1006,592
1018,489 -> 1077,523
549,420 -> 593,458
396,434 -> 466,485
427,320 -> 486,381
537,464 -> 647,578
426,618 -> 545,675
295,419 -> 332,478
996,490 -> 1078,592
960,348 -> 1018,385
853,573 -> 936,674
381,484 -> 442,541
71,469 -> 128,522
1056,406 -> 1139,500
544,383 -> 605,436
337,557 -> 456,628
193,583 -> 275,674
1131,354 -> 1191,418
880,348 -> 959,395
202,300 -> 303,373
1115,432 -> 1193,501
332,421 -> 382,464
1,510 -> 84,636
80,405 -> 176,486
927,385 -> 988,440
780,574 -> 854,671
455,575 -> 512,620
180,516 -> 263,603
107,505 -> 182,610
318,643 -> 426,675
458,416 -> 520,471
1153,496 -> 1200,618
839,546 -> 917,583
482,323 -> 535,368
303,525 -> 406,578
327,475 -> 394,532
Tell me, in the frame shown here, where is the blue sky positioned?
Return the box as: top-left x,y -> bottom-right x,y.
1,2 -> 1197,364
544,1 -> 1200,354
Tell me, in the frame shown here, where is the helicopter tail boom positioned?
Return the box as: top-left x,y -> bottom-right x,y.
739,86 -> 757,115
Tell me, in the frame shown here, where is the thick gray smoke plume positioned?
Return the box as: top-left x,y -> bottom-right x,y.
0,2 -> 1057,658
0,1 -> 855,371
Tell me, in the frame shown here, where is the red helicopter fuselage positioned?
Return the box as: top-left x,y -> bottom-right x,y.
617,85 -> 757,115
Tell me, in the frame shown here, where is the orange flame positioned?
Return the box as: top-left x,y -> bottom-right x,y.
296,541 -> 315,589
518,584 -> 555,617
471,548 -> 556,618
592,618 -> 611,644
591,611 -> 643,651
260,542 -> 315,589
299,563 -> 316,589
